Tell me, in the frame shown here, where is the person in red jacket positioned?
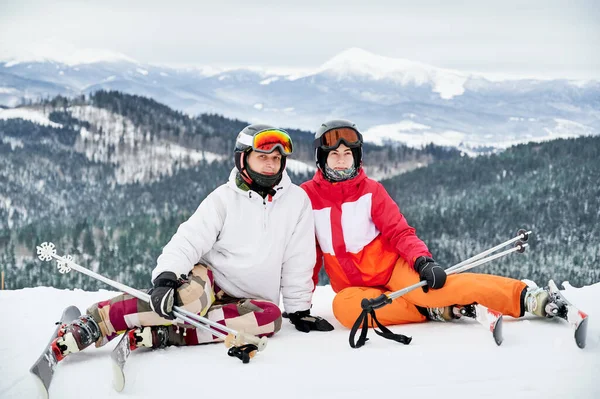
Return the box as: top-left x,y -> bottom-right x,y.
300,119 -> 552,328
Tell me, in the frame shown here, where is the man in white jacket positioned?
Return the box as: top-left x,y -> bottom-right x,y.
50,124 -> 334,361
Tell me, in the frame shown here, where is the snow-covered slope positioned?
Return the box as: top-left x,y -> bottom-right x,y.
364,117 -> 593,152
1,283 -> 599,399
0,107 -> 62,128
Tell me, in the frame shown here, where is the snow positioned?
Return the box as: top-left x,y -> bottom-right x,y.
136,68 -> 148,76
0,136 -> 24,150
0,108 -> 63,128
544,119 -> 594,140
0,282 -> 598,399
70,105 -> 225,184
365,121 -> 433,146
260,76 -> 280,85
364,118 -> 595,153
365,121 -> 472,151
285,159 -> 316,175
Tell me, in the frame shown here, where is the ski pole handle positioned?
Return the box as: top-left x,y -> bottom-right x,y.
224,332 -> 268,351
361,294 -> 392,310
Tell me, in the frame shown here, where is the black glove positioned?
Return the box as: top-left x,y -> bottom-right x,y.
414,256 -> 447,293
149,272 -> 179,320
287,310 -> 334,333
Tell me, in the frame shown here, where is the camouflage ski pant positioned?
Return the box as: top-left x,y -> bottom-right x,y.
86,264 -> 282,347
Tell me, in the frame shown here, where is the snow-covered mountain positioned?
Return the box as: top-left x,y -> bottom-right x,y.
1,283 -> 599,399
2,47 -> 598,152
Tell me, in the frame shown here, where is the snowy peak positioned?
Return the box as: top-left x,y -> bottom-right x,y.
318,47 -> 468,99
1,41 -> 138,67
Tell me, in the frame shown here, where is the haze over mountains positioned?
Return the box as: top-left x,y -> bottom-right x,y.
2,48 -> 599,152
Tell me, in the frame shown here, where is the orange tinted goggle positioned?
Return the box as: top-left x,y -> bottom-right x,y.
252,129 -> 293,155
315,127 -> 362,150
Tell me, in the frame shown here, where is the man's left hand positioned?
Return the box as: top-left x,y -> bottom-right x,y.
286,310 -> 334,333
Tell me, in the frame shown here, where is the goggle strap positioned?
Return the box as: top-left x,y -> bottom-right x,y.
237,132 -> 255,147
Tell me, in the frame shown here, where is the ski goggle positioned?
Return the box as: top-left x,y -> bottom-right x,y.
238,129 -> 294,155
314,127 -> 363,150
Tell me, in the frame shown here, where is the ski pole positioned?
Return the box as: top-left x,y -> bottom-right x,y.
376,231 -> 530,304
349,230 -> 532,348
388,241 -> 528,300
36,242 -> 268,352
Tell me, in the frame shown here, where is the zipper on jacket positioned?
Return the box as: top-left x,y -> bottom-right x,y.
263,202 -> 268,230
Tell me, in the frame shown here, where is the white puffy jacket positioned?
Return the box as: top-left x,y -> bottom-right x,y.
151,168 -> 316,313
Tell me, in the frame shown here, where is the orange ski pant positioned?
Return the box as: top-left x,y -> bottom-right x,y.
332,259 -> 527,329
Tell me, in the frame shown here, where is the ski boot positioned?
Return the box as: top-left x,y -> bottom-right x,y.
127,326 -> 173,351
424,306 -> 456,322
51,315 -> 101,361
545,284 -> 571,319
524,286 -> 551,317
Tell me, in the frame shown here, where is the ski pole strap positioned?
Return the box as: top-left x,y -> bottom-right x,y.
349,294 -> 412,348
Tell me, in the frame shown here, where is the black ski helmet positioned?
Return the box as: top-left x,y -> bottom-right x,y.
314,119 -> 363,172
234,123 -> 288,187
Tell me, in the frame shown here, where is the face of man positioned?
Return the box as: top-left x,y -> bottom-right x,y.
246,150 -> 282,175
326,143 -> 354,170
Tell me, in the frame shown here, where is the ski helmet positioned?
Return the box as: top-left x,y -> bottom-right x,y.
234,124 -> 293,188
314,119 -> 363,172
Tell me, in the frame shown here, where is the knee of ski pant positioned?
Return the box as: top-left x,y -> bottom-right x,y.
333,287 -> 384,329
242,299 -> 283,336
256,300 -> 283,335
177,264 -> 215,311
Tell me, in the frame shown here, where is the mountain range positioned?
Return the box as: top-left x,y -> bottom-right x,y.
2,48 -> 599,152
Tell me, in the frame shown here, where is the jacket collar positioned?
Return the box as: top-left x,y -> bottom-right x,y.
227,168 -> 290,201
312,168 -> 367,197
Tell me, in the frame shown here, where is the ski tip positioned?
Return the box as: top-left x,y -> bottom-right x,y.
112,362 -> 125,392
575,317 -> 588,349
493,316 -> 504,346
31,372 -> 50,399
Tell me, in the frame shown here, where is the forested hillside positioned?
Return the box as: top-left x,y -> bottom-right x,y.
380,135 -> 600,287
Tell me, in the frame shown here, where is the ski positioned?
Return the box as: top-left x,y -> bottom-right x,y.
111,330 -> 134,392
547,280 -> 588,349
455,304 -> 503,346
30,305 -> 82,399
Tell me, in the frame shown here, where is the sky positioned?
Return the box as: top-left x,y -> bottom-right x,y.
0,0 -> 599,79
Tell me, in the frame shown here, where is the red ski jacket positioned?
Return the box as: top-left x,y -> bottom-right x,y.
301,169 -> 431,293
